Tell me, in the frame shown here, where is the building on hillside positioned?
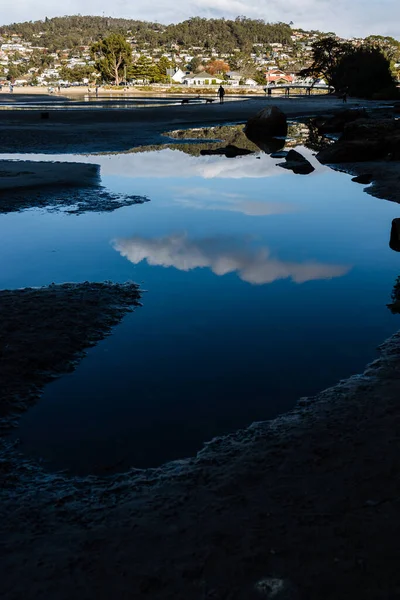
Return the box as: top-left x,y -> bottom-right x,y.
166,67 -> 187,83
183,71 -> 222,85
265,69 -> 294,85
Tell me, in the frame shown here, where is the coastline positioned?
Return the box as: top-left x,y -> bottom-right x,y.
0,95 -> 381,154
0,93 -> 400,599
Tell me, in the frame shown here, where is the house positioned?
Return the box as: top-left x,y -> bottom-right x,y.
166,68 -> 187,83
265,69 -> 294,85
183,71 -> 222,85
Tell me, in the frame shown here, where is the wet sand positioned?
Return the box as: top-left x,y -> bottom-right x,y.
0,95 -> 377,154
0,282 -> 141,434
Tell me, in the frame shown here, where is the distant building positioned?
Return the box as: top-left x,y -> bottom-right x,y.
183,71 -> 222,85
166,67 -> 187,83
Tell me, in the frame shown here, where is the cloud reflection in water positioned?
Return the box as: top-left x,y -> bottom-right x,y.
113,234 -> 350,285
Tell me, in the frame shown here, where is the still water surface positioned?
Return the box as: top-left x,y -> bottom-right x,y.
1,141 -> 400,473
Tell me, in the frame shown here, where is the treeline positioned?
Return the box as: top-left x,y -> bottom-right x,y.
0,15 -> 292,53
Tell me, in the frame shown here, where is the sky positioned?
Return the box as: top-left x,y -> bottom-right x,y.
1,0 -> 399,39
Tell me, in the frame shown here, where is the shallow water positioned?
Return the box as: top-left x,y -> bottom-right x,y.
2,137 -> 400,474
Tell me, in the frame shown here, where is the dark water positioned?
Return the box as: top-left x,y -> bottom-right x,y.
2,140 -> 400,474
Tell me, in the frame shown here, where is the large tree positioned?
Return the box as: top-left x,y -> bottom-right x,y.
206,59 -> 230,75
300,37 -> 352,89
91,33 -> 132,85
334,46 -> 397,98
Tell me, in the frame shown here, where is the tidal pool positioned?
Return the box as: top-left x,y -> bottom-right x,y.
1,138 -> 400,474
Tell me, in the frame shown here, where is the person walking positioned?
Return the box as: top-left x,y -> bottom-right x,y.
218,85 -> 225,104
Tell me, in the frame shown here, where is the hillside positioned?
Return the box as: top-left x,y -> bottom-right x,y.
0,16 -> 293,54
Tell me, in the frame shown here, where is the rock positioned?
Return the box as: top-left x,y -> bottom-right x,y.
249,137 -> 286,154
352,174 -> 373,184
279,149 -> 315,175
317,118 -> 400,163
317,141 -> 387,163
245,106 -> 288,139
390,218 -> 400,252
341,118 -> 400,160
341,118 -> 400,142
270,151 -> 289,159
314,109 -> 368,134
200,144 -> 254,158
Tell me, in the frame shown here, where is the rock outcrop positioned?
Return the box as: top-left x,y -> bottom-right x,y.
245,106 -> 288,140
278,149 -> 315,175
317,119 -> 400,164
313,108 -> 368,134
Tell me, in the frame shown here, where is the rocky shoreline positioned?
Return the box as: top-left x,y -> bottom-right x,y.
1,326 -> 400,599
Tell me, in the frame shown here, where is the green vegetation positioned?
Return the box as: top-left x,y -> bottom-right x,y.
302,37 -> 398,98
91,33 -> 132,85
0,16 -> 292,54
334,46 -> 397,98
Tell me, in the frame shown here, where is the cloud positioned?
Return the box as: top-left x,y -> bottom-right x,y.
172,187 -> 297,216
1,0 -> 399,38
113,233 -> 350,285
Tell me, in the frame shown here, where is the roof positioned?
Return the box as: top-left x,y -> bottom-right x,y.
184,71 -> 216,79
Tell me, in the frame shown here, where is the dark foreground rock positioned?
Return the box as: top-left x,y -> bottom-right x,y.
1,327 -> 400,599
352,173 -> 373,184
245,105 -> 288,140
278,149 -> 315,175
317,119 -> 400,164
313,108 -> 368,134
0,282 -> 141,432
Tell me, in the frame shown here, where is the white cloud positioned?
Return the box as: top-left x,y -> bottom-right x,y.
113,233 -> 350,285
172,187 -> 297,216
1,0 -> 399,38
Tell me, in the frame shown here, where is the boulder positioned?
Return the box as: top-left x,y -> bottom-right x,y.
248,137 -> 286,154
317,140 -> 387,163
352,174 -> 373,184
341,118 -> 400,142
314,109 -> 368,134
278,150 -> 315,175
270,151 -> 289,159
245,106 -> 288,140
200,144 -> 254,158
390,218 -> 400,252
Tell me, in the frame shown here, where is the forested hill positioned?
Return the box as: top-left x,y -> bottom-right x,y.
0,16 -> 293,52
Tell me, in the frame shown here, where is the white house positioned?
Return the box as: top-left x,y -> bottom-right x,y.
183,71 -> 223,85
166,68 -> 187,83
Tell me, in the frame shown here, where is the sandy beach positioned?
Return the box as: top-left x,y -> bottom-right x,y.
1,91 -> 400,599
0,94 -> 378,153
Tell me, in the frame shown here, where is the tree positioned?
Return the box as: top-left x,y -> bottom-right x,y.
206,59 -> 230,75
334,46 -> 397,98
229,52 -> 257,78
152,56 -> 173,82
91,33 -> 132,84
129,55 -> 155,82
187,56 -> 202,72
300,37 -> 352,89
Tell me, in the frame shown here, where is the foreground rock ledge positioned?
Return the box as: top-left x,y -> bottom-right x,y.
0,281 -> 141,432
1,325 -> 400,598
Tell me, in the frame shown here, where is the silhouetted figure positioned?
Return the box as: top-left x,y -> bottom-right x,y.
218,85 -> 225,104
306,86 -> 311,96
9,83 -> 13,93
268,87 -> 272,98
96,86 -> 99,97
